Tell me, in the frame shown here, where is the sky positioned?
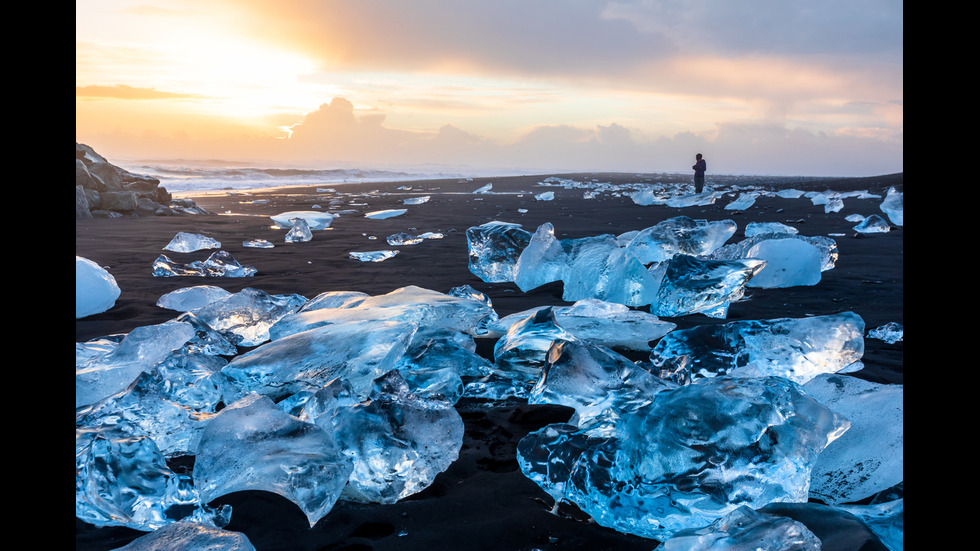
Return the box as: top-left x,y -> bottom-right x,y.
76,0 -> 903,177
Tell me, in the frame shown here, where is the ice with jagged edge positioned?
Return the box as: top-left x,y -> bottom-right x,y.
868,322 -> 903,344
623,216 -> 737,264
392,327 -> 492,404
285,217 -> 313,242
880,187 -> 903,226
109,520 -> 256,551
648,255 -> 766,318
516,376 -> 849,540
658,505 -> 822,551
467,221 -> 532,283
350,250 -> 399,262
189,287 -> 307,347
164,232 -> 221,253
403,195 -> 430,205
853,214 -> 891,233
512,222 -> 569,292
314,371 -> 465,504
490,299 -> 675,351
76,424 -> 230,531
837,488 -> 904,551
76,349 -> 230,457
740,238 -> 824,288
746,221 -> 798,237
156,285 -> 232,312
560,234 -> 659,307
650,312 -> 865,385
365,209 -> 407,219
243,238 -> 274,248
527,339 -> 677,429
193,394 -> 354,528
269,285 -> 498,341
76,256 -> 121,318
222,319 -> 419,402
708,232 -> 838,274
723,192 -> 760,211
270,210 -> 336,230
803,374 -> 904,505
76,319 -> 197,407
153,250 -> 257,278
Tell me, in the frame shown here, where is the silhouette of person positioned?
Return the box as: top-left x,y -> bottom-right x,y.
692,153 -> 706,193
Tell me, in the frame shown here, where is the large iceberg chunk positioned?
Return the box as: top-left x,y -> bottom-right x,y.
879,187 -> 903,226
650,312 -> 865,385
516,376 -> 849,540
513,222 -> 568,292
743,238 -> 823,288
561,236 -> 659,307
156,285 -> 232,312
164,232 -> 221,253
709,234 -> 838,273
192,394 -> 354,528
466,221 -> 532,283
649,255 -> 766,318
190,287 -> 308,347
76,256 -> 121,318
624,216 -> 737,265
803,374 -> 904,505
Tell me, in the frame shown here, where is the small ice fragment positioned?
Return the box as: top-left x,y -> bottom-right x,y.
403,196 -> 430,205
868,322 -> 903,344
350,251 -> 399,262
164,232 -> 221,253
76,256 -> 121,318
285,218 -> 313,243
243,239 -> 275,248
365,209 -> 408,219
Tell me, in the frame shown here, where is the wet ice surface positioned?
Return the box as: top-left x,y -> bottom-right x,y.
77,175 -> 902,549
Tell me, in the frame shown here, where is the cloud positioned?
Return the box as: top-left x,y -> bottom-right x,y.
75,84 -> 211,100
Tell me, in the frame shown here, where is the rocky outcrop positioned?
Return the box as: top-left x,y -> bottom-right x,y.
76,143 -> 210,219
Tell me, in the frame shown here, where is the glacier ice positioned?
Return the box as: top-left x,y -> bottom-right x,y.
156,285 -> 232,312
723,192 -> 759,211
624,216 -> 737,265
393,327 -> 491,403
743,238 -> 823,288
513,222 -> 568,292
365,208 -> 407,219
868,322 -> 903,344
649,255 -> 766,318
76,425 -> 229,531
490,299 -> 675,351
301,290 -> 370,312
561,235 -> 659,307
403,195 -> 430,205
745,221 -> 798,237
853,214 -> 891,234
174,312 -> 241,356
189,287 -> 308,347
658,505 -> 821,551
242,238 -> 274,248
535,191 -> 555,201
270,210 -> 336,230
76,319 -> 197,408
349,250 -> 399,262
466,221 -> 532,283
192,394 -> 353,528
803,374 -> 904,505
516,376 -> 849,540
709,233 -> 838,273
326,371 -> 465,504
650,312 -> 865,385
285,217 -> 313,242
111,520 -> 256,551
164,232 -> 221,253
152,251 -> 257,278
76,256 -> 121,318
880,187 -> 903,226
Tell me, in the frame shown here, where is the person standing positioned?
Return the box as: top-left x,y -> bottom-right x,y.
692,153 -> 706,193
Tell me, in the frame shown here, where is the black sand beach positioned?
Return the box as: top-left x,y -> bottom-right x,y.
76,172 -> 903,551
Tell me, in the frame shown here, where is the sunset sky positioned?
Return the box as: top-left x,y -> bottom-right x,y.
76,0 -> 903,177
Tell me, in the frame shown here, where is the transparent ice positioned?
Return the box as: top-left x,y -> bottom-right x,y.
466,221 -> 533,283
723,192 -> 759,211
648,255 -> 766,318
164,232 -> 221,253
192,394 -> 353,528
803,374 -> 904,505
743,238 -> 823,288
403,195 -> 430,205
285,217 -> 313,242
709,233 -> 838,273
350,250 -> 399,262
650,312 -> 865,385
156,285 -> 232,312
242,238 -> 275,248
534,191 -> 555,201
560,235 -> 659,307
853,214 -> 891,233
516,376 -> 848,540
152,251 -> 257,278
880,187 -> 903,226
387,232 -> 424,245
110,520 -> 256,551
76,256 -> 121,318
270,210 -> 336,230
365,209 -> 407,219
745,221 -> 798,237
623,216 -> 737,265
868,322 -> 903,344
658,505 -> 821,551
190,287 -> 308,347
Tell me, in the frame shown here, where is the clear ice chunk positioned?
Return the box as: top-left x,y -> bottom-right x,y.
466,221 -> 532,283
659,505 -> 821,551
650,312 -> 865,385
76,319 -> 197,408
190,287 -> 308,347
879,187 -> 903,226
516,376 -> 849,540
491,299 -> 675,351
387,232 -> 424,245
152,251 -> 257,278
270,210 -> 336,230
560,235 -> 659,307
709,234 -> 838,272
868,322 -> 903,344
745,222 -> 798,237
649,255 -> 766,318
365,209 -> 407,219
394,328 -> 491,403
743,238 -> 823,288
285,217 -> 313,242
300,290 -> 370,312
624,216 -> 737,265
534,191 -> 555,201
349,250 -> 399,262
242,239 -> 274,248
853,214 -> 891,234
513,222 -> 569,292
76,425 -> 227,531
164,232 -> 221,253
221,319 -> 419,401
110,520 -> 256,551
327,371 -> 465,504
803,374 -> 904,505
403,195 -> 430,205
192,394 -> 353,528
156,285 -> 233,312
76,256 -> 121,318
723,192 -> 760,211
